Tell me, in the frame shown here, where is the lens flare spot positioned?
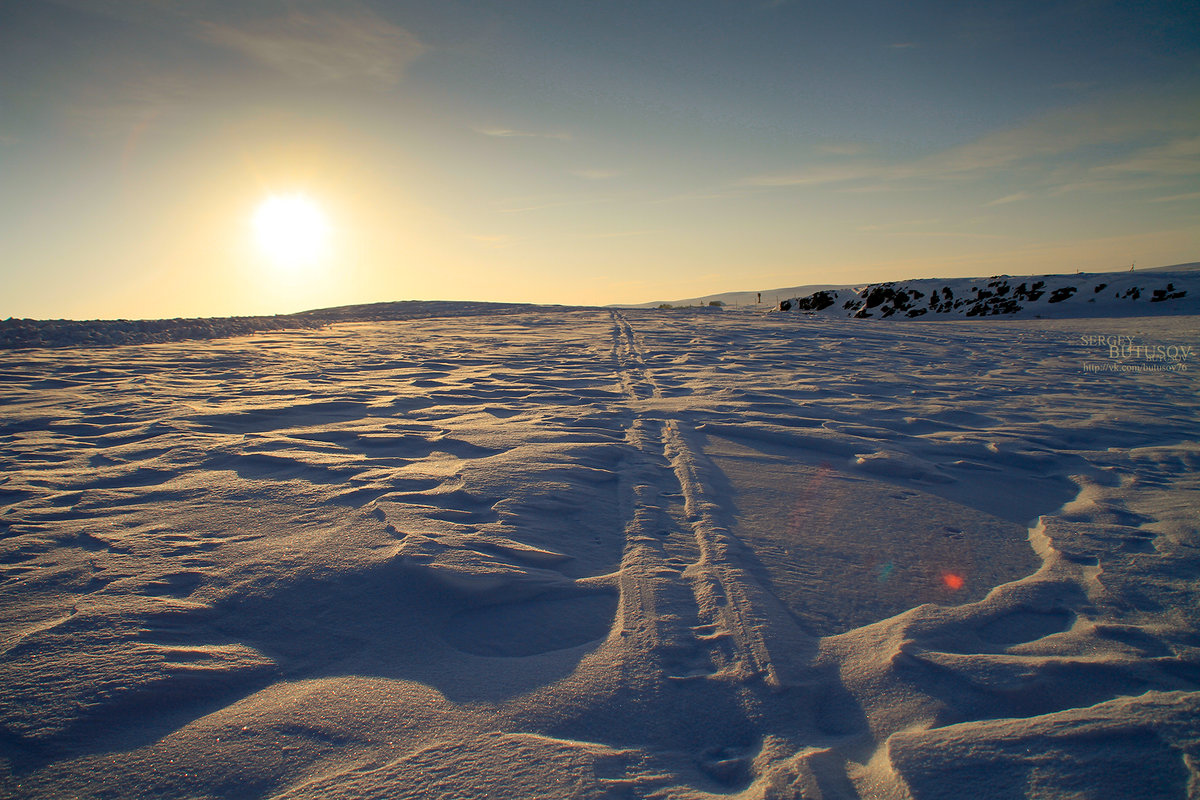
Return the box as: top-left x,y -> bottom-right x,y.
942,572 -> 965,590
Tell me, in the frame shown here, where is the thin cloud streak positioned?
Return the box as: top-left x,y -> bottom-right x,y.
468,234 -> 518,248
63,74 -> 195,139
198,8 -> 426,85
888,231 -> 1005,239
1094,135 -> 1200,175
576,229 -> 657,240
571,169 -> 624,180
475,127 -> 572,140
1148,191 -> 1200,203
742,90 -> 1200,191
818,143 -> 870,156
496,197 -> 611,214
985,192 -> 1032,206
858,218 -> 941,231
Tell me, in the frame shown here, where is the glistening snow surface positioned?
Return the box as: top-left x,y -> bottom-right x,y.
1,308 -> 1198,799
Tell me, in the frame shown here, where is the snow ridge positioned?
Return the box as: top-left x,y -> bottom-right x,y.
0,301 -> 573,349
775,269 -> 1199,320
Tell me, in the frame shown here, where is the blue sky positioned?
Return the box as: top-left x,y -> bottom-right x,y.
2,0 -> 1198,317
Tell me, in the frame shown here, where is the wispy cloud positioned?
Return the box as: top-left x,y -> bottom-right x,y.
1052,81 -> 1095,91
985,191 -> 1032,206
46,2 -> 426,87
1148,191 -> 1200,203
198,7 -> 425,85
570,168 -> 623,180
469,234 -> 518,248
497,197 -> 610,214
1047,176 -> 1173,196
475,127 -> 572,140
887,231 -> 1005,239
858,218 -> 940,232
857,219 -> 1002,239
742,163 -> 886,187
742,89 -> 1200,193
1094,135 -> 1200,175
817,143 -> 869,156
576,229 -> 657,240
63,74 -> 194,139
838,183 -> 927,194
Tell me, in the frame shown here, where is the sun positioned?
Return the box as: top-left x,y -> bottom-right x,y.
253,193 -> 330,267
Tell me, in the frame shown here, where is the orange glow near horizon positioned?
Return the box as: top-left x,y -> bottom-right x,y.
942,572 -> 965,590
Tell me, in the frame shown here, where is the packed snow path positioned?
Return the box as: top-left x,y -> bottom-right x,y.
2,308 -> 1198,798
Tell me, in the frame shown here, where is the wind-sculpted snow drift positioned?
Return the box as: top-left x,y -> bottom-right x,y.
1,304 -> 1198,798
775,267 -> 1200,320
0,301 -> 566,349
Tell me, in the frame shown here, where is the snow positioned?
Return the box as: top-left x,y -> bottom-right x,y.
0,301 -> 569,349
618,284 -> 842,310
1,302 -> 1198,798
774,268 -> 1200,320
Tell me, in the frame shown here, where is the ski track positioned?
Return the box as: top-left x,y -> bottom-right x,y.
1,309 -> 1198,798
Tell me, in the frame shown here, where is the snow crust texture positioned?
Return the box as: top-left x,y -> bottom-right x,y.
0,301 -> 558,349
1,309 -> 1198,799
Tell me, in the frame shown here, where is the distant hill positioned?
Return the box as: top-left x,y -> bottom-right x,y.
617,263 -> 1200,310
615,284 -> 841,309
0,301 -> 568,349
773,267 -> 1199,320
1142,261 -> 1200,272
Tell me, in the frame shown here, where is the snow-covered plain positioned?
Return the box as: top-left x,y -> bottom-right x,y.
2,305 -> 1198,798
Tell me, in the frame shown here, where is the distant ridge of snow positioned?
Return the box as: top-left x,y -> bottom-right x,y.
0,301 -> 573,350
1142,261 -> 1200,272
616,284 -> 841,309
619,263 -> 1200,310
773,268 -> 1200,320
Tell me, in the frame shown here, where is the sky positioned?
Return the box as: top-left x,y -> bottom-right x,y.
2,0 -> 1199,319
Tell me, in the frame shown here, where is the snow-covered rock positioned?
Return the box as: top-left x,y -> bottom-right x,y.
775,267 -> 1200,319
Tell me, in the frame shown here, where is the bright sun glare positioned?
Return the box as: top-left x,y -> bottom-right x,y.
253,193 -> 330,267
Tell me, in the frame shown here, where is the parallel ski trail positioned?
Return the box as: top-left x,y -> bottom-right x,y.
609,312 -> 713,682
609,311 -> 816,691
